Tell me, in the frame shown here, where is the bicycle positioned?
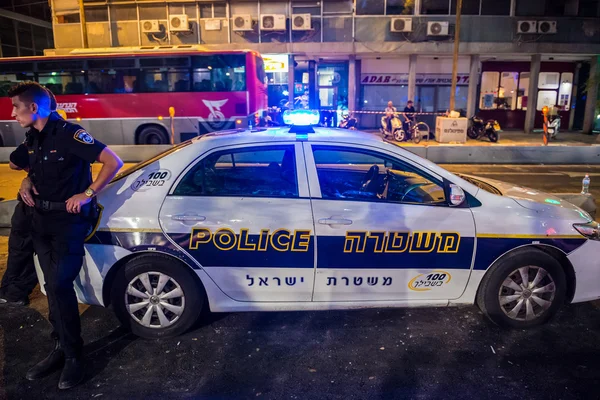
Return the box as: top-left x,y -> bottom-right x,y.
394,119 -> 430,144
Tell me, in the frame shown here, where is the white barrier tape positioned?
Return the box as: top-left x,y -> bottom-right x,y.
290,109 -> 447,116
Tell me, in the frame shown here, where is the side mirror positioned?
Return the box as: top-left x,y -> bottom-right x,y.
449,184 -> 466,206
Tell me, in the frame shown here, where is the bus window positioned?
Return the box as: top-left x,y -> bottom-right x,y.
38,72 -> 85,95
256,56 -> 267,86
192,54 -> 245,92
0,72 -> 35,97
141,68 -> 190,93
87,69 -> 139,94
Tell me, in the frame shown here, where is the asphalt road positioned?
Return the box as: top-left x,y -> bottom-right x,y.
1,164 -> 600,400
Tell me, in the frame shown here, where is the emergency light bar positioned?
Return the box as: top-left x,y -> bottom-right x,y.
283,109 -> 320,126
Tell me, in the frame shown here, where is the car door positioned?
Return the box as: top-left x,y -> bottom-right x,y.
159,142 -> 316,302
304,142 -> 476,302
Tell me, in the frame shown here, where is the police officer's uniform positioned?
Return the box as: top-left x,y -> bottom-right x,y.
0,138 -> 36,304
27,112 -> 105,360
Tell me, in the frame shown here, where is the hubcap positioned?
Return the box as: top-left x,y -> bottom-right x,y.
498,265 -> 556,322
125,272 -> 185,329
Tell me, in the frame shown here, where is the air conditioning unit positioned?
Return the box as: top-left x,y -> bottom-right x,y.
292,14 -> 311,30
169,15 -> 189,32
538,20 -> 557,34
427,21 -> 449,36
517,20 -> 537,34
261,14 -> 286,31
232,14 -> 253,31
141,20 -> 160,34
391,17 -> 412,33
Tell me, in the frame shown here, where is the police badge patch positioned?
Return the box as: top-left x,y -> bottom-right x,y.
74,129 -> 95,144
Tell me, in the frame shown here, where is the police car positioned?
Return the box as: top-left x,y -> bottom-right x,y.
35,110 -> 600,339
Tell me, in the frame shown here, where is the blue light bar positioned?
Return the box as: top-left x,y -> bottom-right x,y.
283,109 -> 320,126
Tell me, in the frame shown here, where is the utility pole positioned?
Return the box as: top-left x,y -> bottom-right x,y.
449,0 -> 463,111
79,0 -> 88,48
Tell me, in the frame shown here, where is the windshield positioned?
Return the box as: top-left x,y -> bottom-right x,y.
456,174 -> 503,196
111,140 -> 193,182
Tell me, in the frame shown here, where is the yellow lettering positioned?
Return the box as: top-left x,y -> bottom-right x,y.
270,229 -> 291,252
437,232 -> 460,253
237,228 -> 256,251
292,230 -> 311,252
409,231 -> 437,253
385,232 -> 410,253
367,231 -> 387,253
257,229 -> 270,251
344,231 -> 368,253
189,228 -> 212,250
214,228 -> 237,251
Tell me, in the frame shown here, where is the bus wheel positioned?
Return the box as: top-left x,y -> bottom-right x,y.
138,125 -> 169,145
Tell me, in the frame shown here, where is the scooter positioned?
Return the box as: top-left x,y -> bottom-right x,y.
467,116 -> 500,143
339,113 -> 358,130
546,114 -> 561,140
380,115 -> 403,139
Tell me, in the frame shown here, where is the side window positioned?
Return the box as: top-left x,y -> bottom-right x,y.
312,146 -> 446,205
174,145 -> 298,198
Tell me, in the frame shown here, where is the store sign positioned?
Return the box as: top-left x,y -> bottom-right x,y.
263,54 -> 288,73
361,74 -> 470,85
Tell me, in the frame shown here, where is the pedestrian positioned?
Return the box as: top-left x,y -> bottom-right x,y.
8,81 -> 123,389
0,88 -> 63,306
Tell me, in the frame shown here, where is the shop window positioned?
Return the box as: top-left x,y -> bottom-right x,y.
558,72 -> 573,110
481,0 -> 511,15
38,73 -> 85,95
479,71 -> 499,110
537,90 -> 558,111
363,86 -> 409,110
497,72 -> 518,110
538,72 -> 560,90
421,0 -> 450,15
436,86 -> 468,113
356,0 -> 385,15
517,72 -> 529,110
386,0 -> 414,15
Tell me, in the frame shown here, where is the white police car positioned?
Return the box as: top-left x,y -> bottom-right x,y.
36,110 -> 600,339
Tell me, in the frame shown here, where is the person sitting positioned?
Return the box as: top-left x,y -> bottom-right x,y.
384,101 -> 397,133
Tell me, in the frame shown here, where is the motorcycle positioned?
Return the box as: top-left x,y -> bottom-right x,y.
546,113 -> 561,140
380,115 -> 403,139
339,113 -> 358,130
467,116 -> 500,143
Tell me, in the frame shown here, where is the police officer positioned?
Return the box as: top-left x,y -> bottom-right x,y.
9,82 -> 123,390
0,89 -> 62,306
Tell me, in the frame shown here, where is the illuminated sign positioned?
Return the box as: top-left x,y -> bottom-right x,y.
263,54 -> 289,73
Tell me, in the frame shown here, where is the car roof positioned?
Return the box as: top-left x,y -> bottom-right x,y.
196,127 -> 390,147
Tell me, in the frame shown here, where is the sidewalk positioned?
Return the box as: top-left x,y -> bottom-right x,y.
364,129 -> 600,147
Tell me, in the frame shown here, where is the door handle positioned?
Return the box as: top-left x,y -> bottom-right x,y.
171,214 -> 206,222
318,218 -> 353,226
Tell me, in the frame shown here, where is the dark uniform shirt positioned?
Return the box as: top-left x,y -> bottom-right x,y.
27,113 -> 106,202
10,142 -> 29,169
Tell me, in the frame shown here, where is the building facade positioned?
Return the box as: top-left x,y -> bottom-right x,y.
0,0 -> 53,57
46,0 -> 600,132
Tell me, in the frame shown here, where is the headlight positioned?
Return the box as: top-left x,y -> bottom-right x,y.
573,222 -> 600,240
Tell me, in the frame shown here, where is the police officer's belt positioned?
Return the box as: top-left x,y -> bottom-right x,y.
34,199 -> 67,212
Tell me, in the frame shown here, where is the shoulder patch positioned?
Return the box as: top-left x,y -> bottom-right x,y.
73,129 -> 95,144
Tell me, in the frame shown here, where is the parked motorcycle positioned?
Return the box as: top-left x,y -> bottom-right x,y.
467,116 -> 500,143
339,113 -> 358,130
546,113 -> 561,140
380,115 -> 403,139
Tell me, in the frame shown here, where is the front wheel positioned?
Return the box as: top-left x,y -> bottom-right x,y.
467,127 -> 479,139
393,128 -> 406,142
111,254 -> 205,339
413,122 -> 429,144
488,130 -> 499,143
476,249 -> 566,329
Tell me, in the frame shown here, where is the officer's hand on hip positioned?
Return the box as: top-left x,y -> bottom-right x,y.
65,193 -> 92,214
19,177 -> 38,207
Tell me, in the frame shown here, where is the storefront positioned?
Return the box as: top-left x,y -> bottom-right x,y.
359,57 -> 471,128
263,54 -> 290,108
479,61 -> 575,130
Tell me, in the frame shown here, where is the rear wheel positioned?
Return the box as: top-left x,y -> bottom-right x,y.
476,249 -> 566,329
138,125 -> 169,145
111,254 -> 205,339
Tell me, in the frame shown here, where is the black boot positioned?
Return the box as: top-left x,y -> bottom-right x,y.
26,341 -> 64,380
58,357 -> 84,390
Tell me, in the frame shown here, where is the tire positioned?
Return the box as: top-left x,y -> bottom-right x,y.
467,127 -> 479,139
393,128 -> 406,142
111,254 -> 205,339
476,248 -> 566,329
138,125 -> 169,145
413,122 -> 428,144
488,131 -> 499,143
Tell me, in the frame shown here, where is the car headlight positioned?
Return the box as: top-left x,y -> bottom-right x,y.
573,222 -> 600,240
